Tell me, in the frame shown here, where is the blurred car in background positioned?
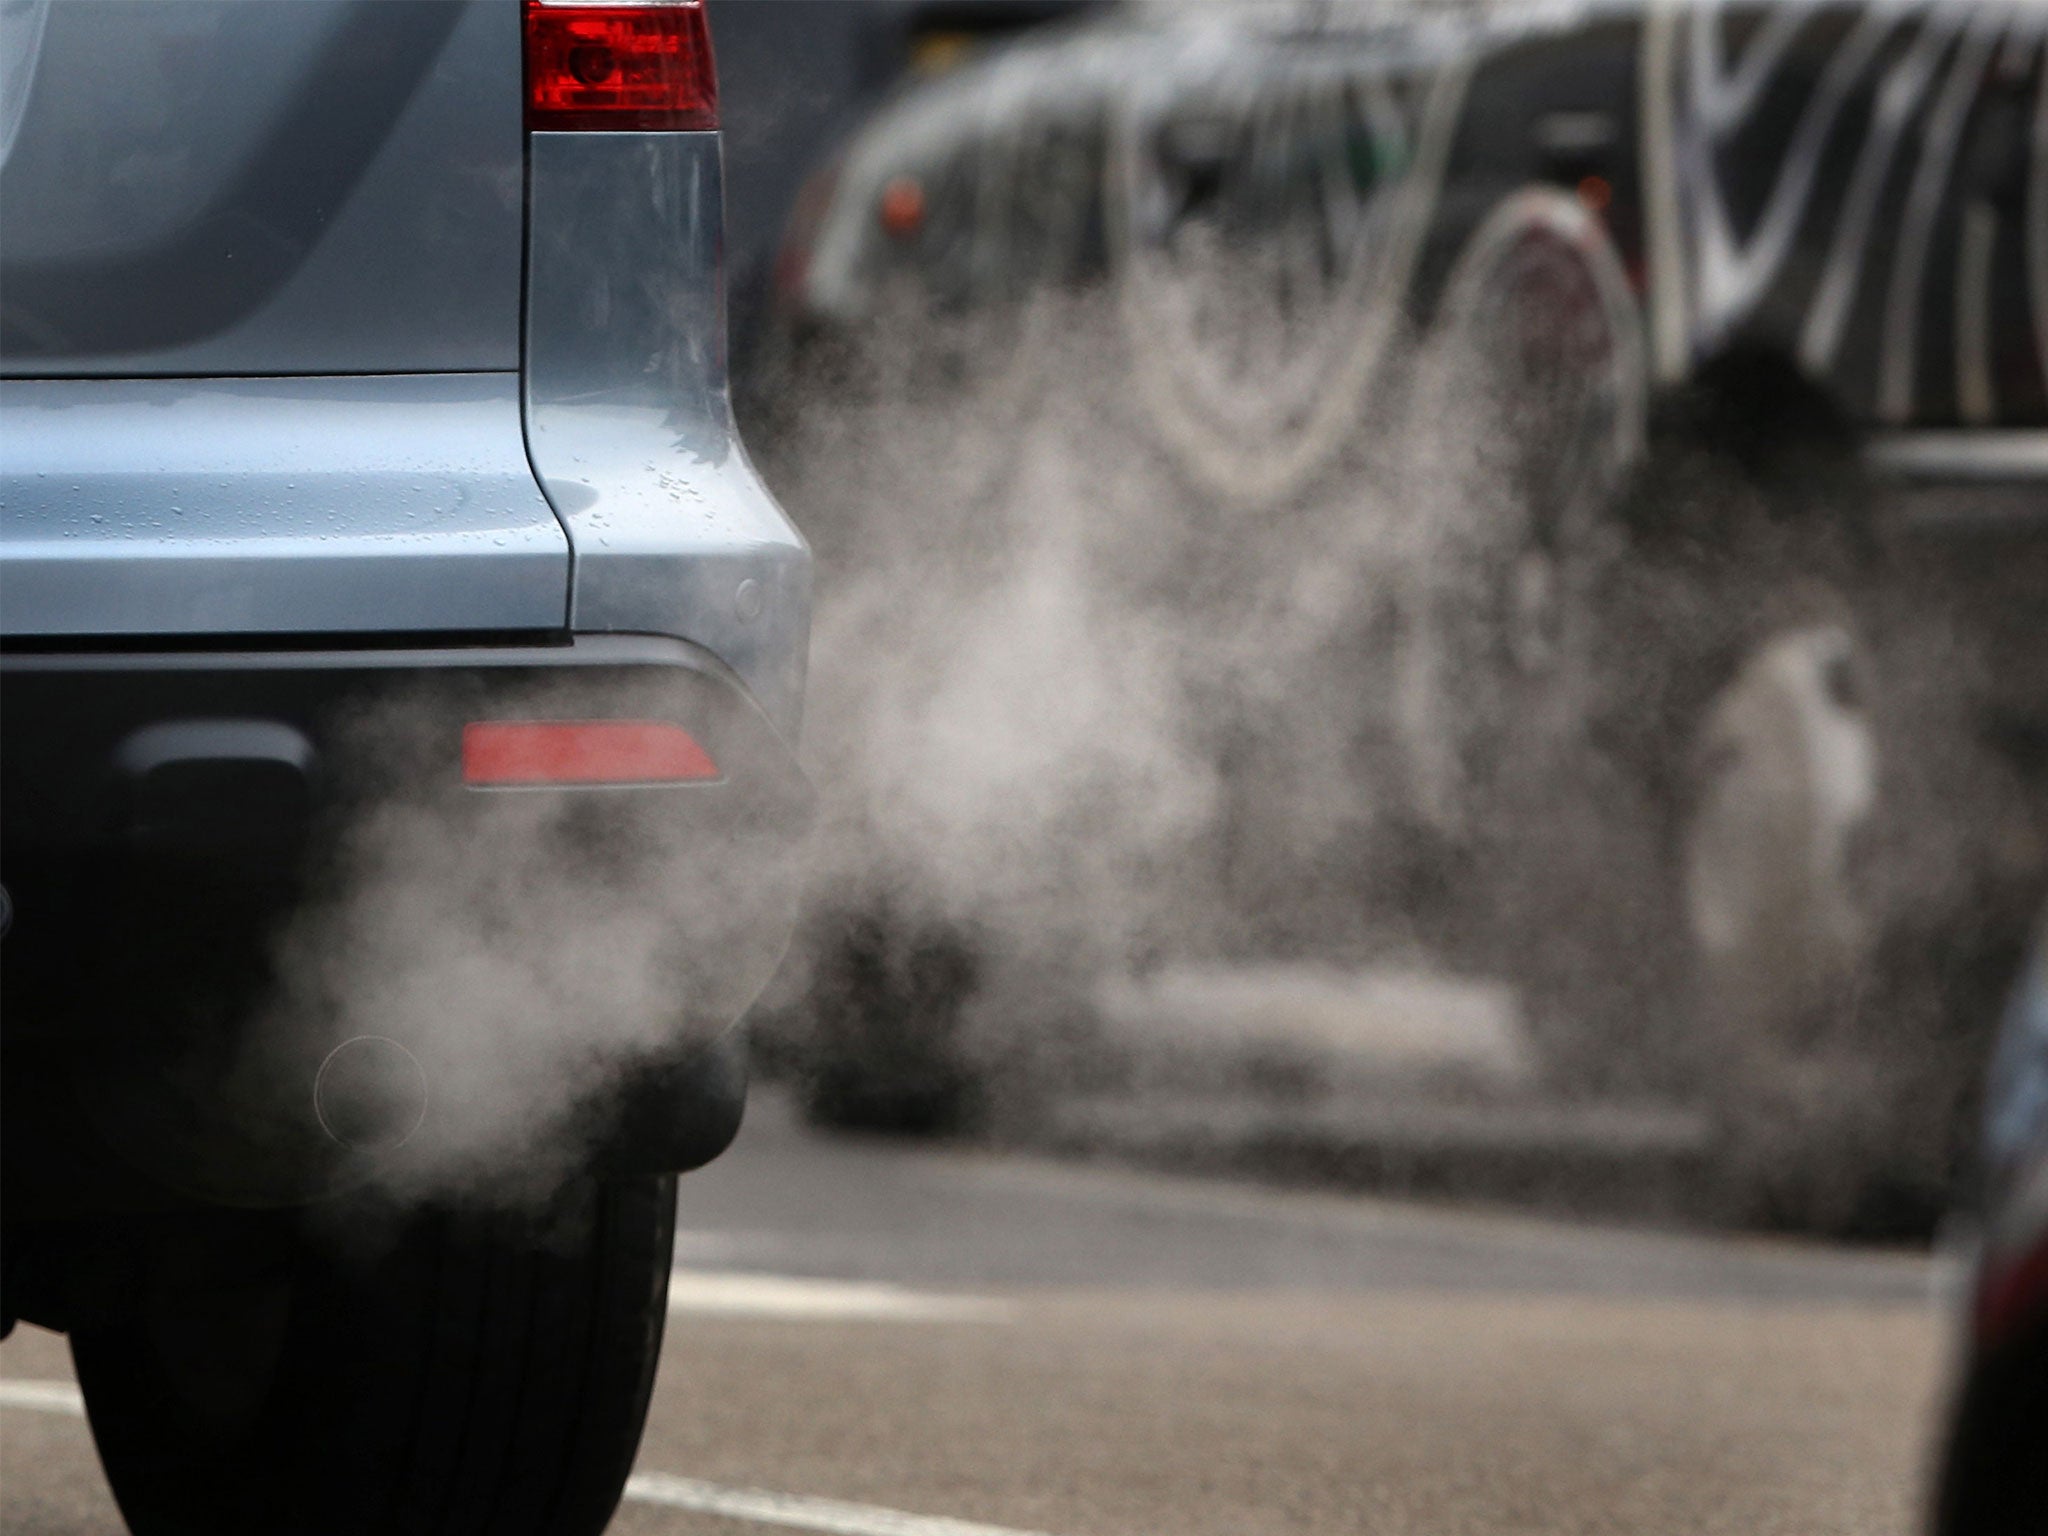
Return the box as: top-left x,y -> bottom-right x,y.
762,0 -> 2048,1233
712,0 -> 1106,375
1935,910 -> 2048,1536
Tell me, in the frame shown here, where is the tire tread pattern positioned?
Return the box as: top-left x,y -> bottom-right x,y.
71,1175 -> 676,1536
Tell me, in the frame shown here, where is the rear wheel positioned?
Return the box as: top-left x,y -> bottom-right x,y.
1562,445 -> 2022,1231
1672,571 -> 1886,1220
791,900 -> 985,1136
1650,515 -> 2031,1232
71,1175 -> 675,1536
1397,187 -> 1646,845
1404,187 -> 2029,1227
1397,187 -> 1666,1088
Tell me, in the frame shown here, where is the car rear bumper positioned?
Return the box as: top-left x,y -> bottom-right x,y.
0,633 -> 810,1213
0,374 -> 572,638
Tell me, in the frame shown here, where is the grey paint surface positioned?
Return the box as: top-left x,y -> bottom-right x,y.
0,374 -> 568,635
525,131 -> 811,740
0,13 -> 810,732
0,0 -> 522,375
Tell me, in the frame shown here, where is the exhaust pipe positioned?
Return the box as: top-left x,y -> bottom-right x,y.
314,1035 -> 428,1150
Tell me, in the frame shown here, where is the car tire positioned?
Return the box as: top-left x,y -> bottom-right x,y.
1401,187 -> 2031,1228
1587,437 -> 2026,1232
1396,186 -> 1647,846
1644,516 -> 2032,1233
70,1174 -> 675,1536
1669,567 -> 1888,1225
1393,186 -> 1673,1089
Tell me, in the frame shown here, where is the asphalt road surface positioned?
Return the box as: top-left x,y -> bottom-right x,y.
2,1090 -> 1955,1536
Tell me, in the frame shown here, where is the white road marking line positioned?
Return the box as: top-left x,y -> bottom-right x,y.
0,1377 -> 1058,1536
672,1228 -> 781,1262
0,1379 -> 84,1416
625,1473 -> 1057,1536
667,1269 -> 1011,1323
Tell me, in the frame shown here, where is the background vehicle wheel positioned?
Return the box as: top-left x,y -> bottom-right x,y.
1397,186 -> 1646,844
1395,185 -> 1667,1091
1401,187 -> 2032,1226
71,1175 -> 675,1536
790,900 -> 986,1136
1671,575 -> 1889,1224
1658,542 -> 2030,1232
1608,427 -> 2035,1234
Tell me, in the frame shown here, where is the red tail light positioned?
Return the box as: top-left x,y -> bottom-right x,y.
525,0 -> 717,132
463,721 -> 720,786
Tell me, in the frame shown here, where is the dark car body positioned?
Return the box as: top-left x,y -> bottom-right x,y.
1936,913 -> 2048,1535
785,0 -> 2047,449
765,0 -> 2048,1218
711,0 -> 1106,357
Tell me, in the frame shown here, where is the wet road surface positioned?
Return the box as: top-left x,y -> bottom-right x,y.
2,1091 -> 1953,1535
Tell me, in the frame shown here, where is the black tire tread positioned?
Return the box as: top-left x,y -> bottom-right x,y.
72,1175 -> 675,1536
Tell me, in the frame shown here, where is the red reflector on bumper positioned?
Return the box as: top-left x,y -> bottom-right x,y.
463,721 -> 719,786
525,0 -> 717,132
